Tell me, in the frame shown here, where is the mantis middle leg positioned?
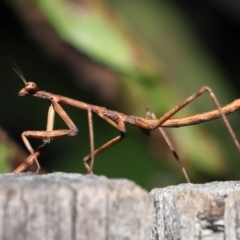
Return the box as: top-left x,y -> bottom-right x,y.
83,113 -> 126,171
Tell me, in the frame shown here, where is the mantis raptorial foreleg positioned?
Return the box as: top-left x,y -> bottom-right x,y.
13,141 -> 49,173
14,102 -> 79,173
13,105 -> 55,173
13,150 -> 41,173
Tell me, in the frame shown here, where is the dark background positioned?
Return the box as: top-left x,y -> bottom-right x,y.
1,0 -> 240,190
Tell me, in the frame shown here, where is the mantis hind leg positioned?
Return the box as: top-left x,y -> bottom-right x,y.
146,107 -> 191,183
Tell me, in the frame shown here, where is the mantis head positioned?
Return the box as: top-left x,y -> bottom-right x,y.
13,65 -> 38,96
18,82 -> 38,96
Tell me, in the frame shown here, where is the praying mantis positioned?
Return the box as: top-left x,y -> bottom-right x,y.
12,66 -> 240,183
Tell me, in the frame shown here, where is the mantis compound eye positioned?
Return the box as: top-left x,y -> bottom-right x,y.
18,82 -> 38,96
25,82 -> 38,93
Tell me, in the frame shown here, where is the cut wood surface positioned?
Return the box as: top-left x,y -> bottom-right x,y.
150,181 -> 240,240
0,172 -> 152,240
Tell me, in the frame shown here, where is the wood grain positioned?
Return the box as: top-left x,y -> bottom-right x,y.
0,173 -> 152,240
150,181 -> 240,240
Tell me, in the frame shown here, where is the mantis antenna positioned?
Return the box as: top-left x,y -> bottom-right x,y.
11,59 -> 27,85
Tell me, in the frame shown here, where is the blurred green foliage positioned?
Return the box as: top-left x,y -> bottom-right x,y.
0,0 -> 240,190
0,144 -> 11,173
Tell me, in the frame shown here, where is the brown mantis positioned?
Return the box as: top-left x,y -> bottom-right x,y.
12,67 -> 240,183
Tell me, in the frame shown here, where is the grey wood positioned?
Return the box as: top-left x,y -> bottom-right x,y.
0,172 -> 152,240
150,181 -> 240,240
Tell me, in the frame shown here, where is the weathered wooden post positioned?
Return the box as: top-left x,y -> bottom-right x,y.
150,181 -> 240,240
3,172 -> 240,240
0,172 -> 152,240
